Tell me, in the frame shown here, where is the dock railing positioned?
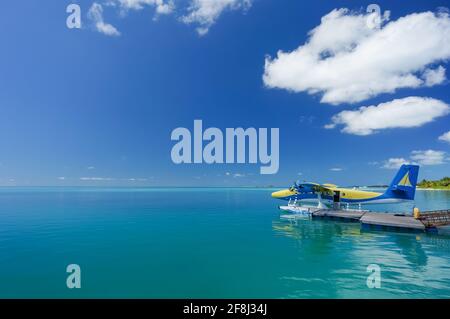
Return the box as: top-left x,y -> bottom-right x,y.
417,209 -> 450,227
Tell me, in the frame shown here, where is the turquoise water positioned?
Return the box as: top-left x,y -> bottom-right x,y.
0,187 -> 449,298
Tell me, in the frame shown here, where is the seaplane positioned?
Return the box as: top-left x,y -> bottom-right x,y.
271,164 -> 419,216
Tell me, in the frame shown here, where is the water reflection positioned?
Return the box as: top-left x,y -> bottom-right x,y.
273,217 -> 431,266
272,216 -> 443,297
394,234 -> 428,269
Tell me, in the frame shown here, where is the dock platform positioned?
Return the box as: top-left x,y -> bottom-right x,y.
418,209 -> 450,227
360,213 -> 425,231
312,209 -> 365,221
281,208 -> 450,233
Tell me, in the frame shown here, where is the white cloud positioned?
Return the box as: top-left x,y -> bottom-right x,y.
423,66 -> 447,86
80,177 -> 115,181
383,150 -> 446,169
57,177 -> 66,180
326,97 -> 450,135
410,150 -> 446,165
382,158 -> 410,169
96,22 -> 121,36
115,0 -> 174,15
438,131 -> 450,144
87,166 -> 95,170
263,9 -> 450,104
88,0 -> 253,36
233,173 -> 246,177
181,0 -> 252,36
88,3 -> 121,36
329,167 -> 343,171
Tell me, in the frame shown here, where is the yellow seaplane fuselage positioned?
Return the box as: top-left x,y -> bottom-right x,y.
271,164 -> 419,205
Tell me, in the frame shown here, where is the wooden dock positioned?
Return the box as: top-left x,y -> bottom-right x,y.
299,209 -> 450,233
312,209 -> 366,221
417,209 -> 450,227
360,213 -> 425,231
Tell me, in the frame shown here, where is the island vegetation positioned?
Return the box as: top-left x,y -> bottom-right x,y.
417,177 -> 450,190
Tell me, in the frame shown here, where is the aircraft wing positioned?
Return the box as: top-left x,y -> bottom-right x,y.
294,182 -> 337,193
293,182 -> 319,192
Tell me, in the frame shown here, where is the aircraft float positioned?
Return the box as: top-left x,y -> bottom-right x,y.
271,164 -> 419,213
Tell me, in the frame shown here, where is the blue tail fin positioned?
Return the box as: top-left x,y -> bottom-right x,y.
384,164 -> 419,200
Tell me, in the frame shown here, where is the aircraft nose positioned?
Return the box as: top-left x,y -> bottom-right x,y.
271,189 -> 292,198
271,190 -> 282,198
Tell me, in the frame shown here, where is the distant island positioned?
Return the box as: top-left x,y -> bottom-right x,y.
417,177 -> 450,190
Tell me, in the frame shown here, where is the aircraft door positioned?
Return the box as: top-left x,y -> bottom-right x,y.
333,191 -> 340,202
333,191 -> 341,209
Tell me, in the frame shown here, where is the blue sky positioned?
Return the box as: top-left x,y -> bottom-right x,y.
0,0 -> 449,187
